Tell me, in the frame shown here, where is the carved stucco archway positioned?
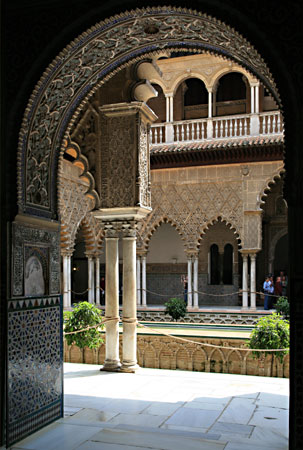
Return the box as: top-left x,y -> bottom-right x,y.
17,6 -> 281,221
257,167 -> 285,210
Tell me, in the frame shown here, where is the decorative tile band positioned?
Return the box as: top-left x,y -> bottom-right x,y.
7,401 -> 61,446
7,301 -> 63,446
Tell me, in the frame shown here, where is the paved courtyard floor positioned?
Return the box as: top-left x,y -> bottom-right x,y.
10,363 -> 289,450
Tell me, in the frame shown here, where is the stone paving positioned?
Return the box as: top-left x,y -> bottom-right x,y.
9,363 -> 289,450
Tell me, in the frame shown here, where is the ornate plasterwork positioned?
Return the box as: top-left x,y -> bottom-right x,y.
11,222 -> 60,297
59,172 -> 103,254
138,181 -> 243,251
18,6 -> 279,218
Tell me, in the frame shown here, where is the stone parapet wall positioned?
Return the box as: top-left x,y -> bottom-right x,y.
136,310 -> 266,325
64,334 -> 289,378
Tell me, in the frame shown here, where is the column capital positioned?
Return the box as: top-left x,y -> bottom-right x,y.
61,249 -> 73,258
104,221 -> 121,238
122,221 -> 138,239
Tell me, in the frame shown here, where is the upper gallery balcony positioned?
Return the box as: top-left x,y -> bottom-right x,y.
150,110 -> 283,146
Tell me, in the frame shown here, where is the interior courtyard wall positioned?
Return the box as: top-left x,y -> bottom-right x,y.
197,221 -> 240,306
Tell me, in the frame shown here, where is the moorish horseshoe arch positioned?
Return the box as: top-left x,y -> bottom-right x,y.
17,6 -> 281,220
8,5 -> 285,447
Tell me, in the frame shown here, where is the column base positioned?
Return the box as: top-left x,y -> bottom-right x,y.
120,362 -> 139,373
100,360 -> 121,372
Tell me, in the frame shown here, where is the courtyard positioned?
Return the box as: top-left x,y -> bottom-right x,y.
9,362 -> 289,450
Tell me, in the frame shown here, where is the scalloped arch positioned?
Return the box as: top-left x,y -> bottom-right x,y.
257,167 -> 285,209
198,216 -> 242,247
143,216 -> 187,251
18,6 -> 281,219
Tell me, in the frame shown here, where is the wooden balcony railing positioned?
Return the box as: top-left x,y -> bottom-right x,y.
150,111 -> 283,146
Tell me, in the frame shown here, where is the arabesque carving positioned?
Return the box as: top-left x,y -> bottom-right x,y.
138,181 -> 243,250
18,7 -> 279,216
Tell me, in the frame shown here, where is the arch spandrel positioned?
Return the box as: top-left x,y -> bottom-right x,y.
18,6 -> 280,219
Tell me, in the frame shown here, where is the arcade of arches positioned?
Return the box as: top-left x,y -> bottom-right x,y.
61,52 -> 286,312
3,3 -> 302,449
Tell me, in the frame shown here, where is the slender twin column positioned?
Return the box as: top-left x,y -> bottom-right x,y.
121,228 -> 138,372
186,253 -> 199,309
250,84 -> 260,114
241,251 -> 258,310
87,255 -> 95,304
63,252 -> 72,308
102,233 -> 121,371
102,223 -> 139,373
95,256 -> 101,306
136,254 -> 147,307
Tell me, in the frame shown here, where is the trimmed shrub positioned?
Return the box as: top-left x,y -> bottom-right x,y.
275,296 -> 290,319
64,301 -> 104,349
165,297 -> 187,321
248,313 -> 289,362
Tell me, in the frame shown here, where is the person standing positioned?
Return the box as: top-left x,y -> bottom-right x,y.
263,275 -> 274,310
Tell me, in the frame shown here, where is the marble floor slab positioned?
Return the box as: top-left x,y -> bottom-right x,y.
164,406 -> 221,428
218,397 -> 256,424
8,363 -> 289,450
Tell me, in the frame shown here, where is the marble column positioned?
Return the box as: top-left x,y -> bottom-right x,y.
250,253 -> 257,310
250,85 -> 255,113
136,256 -> 141,306
88,255 -> 95,303
242,253 -> 249,309
67,255 -> 72,307
169,95 -> 174,122
63,254 -> 70,308
95,255 -> 100,306
102,234 -> 121,371
193,256 -> 199,308
208,90 -> 212,118
142,255 -> 147,307
255,84 -> 260,113
165,95 -> 170,122
187,256 -> 193,308
121,230 -> 138,372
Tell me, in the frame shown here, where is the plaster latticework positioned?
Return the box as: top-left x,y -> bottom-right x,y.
59,165 -> 103,254
138,180 -> 243,251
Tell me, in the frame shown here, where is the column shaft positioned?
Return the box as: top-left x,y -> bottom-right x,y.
251,86 -> 255,113
142,256 -> 147,307
63,255 -> 69,308
102,238 -> 121,371
255,85 -> 259,113
250,254 -> 257,310
95,257 -> 100,306
242,254 -> 248,309
88,257 -> 95,303
193,257 -> 199,308
208,91 -> 212,118
166,95 -> 170,122
136,256 -> 141,306
169,96 -> 174,122
121,237 -> 138,372
67,255 -> 71,307
187,257 -> 193,308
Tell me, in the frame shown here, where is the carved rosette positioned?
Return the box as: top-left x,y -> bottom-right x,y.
18,7 -> 279,217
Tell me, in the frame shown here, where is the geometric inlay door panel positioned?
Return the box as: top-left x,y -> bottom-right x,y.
6,296 -> 63,446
